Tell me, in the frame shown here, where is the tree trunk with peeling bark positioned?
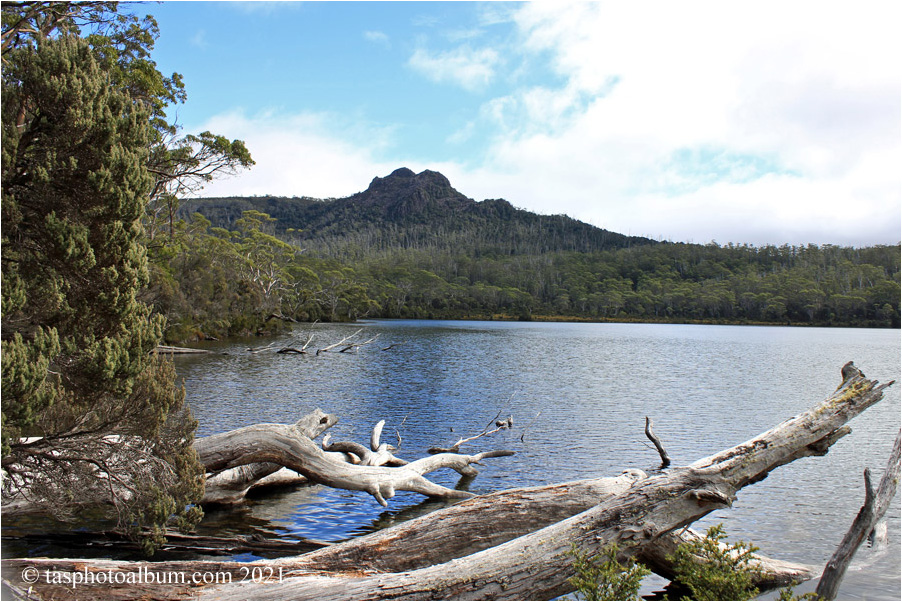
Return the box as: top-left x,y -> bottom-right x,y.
2,363 -> 890,601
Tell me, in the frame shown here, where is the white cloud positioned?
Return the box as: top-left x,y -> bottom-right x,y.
363,30 -> 390,46
194,1 -> 901,247
190,29 -> 208,50
408,45 -> 500,91
454,0 -> 901,245
189,110 -> 407,200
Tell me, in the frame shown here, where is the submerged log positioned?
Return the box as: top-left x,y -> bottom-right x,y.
152,345 -> 214,354
2,363 -> 886,601
202,462 -> 294,505
2,530 -> 328,557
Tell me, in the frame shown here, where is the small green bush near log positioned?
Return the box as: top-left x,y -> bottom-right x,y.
567,542 -> 650,601
666,524 -> 763,601
568,524 -> 775,601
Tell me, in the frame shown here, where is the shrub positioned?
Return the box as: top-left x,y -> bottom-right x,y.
667,524 -> 763,601
568,542 -> 651,601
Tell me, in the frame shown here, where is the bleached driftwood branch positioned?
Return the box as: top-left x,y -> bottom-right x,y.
815,429 -> 901,600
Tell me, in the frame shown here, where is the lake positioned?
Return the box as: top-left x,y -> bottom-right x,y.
174,320 -> 901,600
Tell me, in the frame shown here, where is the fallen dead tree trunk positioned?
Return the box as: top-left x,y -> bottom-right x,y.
196,410 -> 514,506
0,474 -> 813,601
200,363 -> 890,600
200,410 -> 336,504
293,469 -> 813,588
1,472 -> 814,593
3,363 -> 887,601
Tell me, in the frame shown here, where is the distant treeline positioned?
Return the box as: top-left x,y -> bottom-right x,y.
146,210 -> 900,343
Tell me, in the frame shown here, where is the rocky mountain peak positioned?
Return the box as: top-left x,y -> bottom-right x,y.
351,168 -> 469,219
366,168 -> 453,194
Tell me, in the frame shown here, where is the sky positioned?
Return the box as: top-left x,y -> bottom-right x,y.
144,1 -> 901,247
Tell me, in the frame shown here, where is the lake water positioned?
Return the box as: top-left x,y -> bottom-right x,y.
174,320 -> 901,600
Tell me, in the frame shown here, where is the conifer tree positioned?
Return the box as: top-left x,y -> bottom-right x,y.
1,28 -> 203,550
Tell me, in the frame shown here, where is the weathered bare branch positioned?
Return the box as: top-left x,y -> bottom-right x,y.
195,411 -> 513,507
339,334 -> 380,353
429,411 -> 512,454
645,416 -> 672,468
815,429 -> 901,600
318,328 -> 363,353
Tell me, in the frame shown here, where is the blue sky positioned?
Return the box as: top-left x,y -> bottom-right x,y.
144,1 -> 901,246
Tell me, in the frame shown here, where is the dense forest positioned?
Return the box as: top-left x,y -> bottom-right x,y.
144,168 -> 902,342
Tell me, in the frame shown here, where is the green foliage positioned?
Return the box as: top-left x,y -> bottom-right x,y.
567,542 -> 650,601
151,200 -> 901,341
1,8 -> 203,552
2,1 -> 185,132
778,583 -> 822,601
174,193 -> 901,331
666,524 -> 763,601
145,131 -> 254,241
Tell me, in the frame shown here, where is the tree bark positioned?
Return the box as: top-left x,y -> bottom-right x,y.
2,530 -> 328,557
2,363 -> 887,601
199,409 -> 336,504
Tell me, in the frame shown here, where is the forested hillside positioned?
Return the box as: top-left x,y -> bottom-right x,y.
148,169 -> 901,341
181,167 -> 652,257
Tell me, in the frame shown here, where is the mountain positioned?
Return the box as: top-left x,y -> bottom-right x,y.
162,168 -> 899,332
180,168 -> 654,257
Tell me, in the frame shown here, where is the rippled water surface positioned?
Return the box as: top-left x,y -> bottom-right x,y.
175,320 -> 901,599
